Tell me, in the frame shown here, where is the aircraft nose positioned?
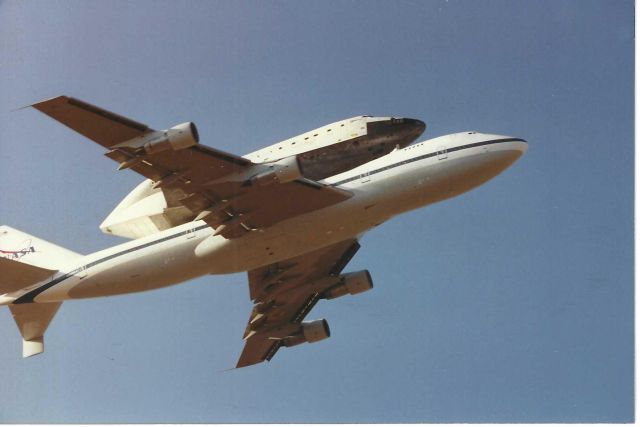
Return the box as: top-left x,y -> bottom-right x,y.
506,137 -> 528,156
515,138 -> 528,153
487,136 -> 528,172
482,134 -> 528,154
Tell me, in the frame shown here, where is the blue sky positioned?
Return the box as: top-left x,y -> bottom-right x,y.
0,0 -> 633,423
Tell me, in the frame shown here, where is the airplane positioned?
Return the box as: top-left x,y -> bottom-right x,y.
0,96 -> 527,367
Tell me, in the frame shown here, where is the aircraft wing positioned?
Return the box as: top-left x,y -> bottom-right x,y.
237,239 -> 361,368
32,96 -> 352,238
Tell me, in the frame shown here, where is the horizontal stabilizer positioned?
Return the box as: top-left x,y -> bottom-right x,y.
0,257 -> 55,295
9,302 -> 62,357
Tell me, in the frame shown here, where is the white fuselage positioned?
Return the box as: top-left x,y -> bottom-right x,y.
5,132 -> 527,305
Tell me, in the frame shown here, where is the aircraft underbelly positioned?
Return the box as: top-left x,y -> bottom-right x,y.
33,199 -> 375,301
37,235 -> 209,301
67,255 -> 204,299
198,196 -> 380,274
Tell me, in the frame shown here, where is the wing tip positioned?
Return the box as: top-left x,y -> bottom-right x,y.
10,95 -> 71,113
235,358 -> 252,369
33,94 -> 69,104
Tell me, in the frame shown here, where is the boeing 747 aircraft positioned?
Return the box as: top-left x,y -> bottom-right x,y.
1,96 -> 527,367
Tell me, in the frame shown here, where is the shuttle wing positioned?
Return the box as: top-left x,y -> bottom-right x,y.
237,239 -> 360,368
32,96 -> 352,238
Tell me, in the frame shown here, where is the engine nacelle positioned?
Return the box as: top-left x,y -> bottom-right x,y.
143,122 -> 199,154
250,155 -> 303,186
282,319 -> 331,347
324,270 -> 373,300
114,122 -> 199,155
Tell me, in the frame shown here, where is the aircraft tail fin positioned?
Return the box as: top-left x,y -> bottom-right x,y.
0,225 -> 81,357
0,225 -> 82,270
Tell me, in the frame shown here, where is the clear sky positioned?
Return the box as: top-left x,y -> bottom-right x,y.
0,0 -> 633,423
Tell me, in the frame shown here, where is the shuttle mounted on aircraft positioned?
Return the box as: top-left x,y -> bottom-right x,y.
1,96 -> 526,367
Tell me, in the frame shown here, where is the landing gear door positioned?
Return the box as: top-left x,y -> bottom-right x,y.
437,146 -> 448,160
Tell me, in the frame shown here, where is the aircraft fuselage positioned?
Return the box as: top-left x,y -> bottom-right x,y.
6,132 -> 526,305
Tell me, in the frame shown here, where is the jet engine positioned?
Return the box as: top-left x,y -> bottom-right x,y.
249,155 -> 303,186
140,122 -> 199,154
113,122 -> 199,155
282,319 -> 330,347
323,270 -> 373,300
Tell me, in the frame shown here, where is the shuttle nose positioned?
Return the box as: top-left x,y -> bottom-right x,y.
393,117 -> 426,141
369,117 -> 427,149
403,118 -> 426,136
